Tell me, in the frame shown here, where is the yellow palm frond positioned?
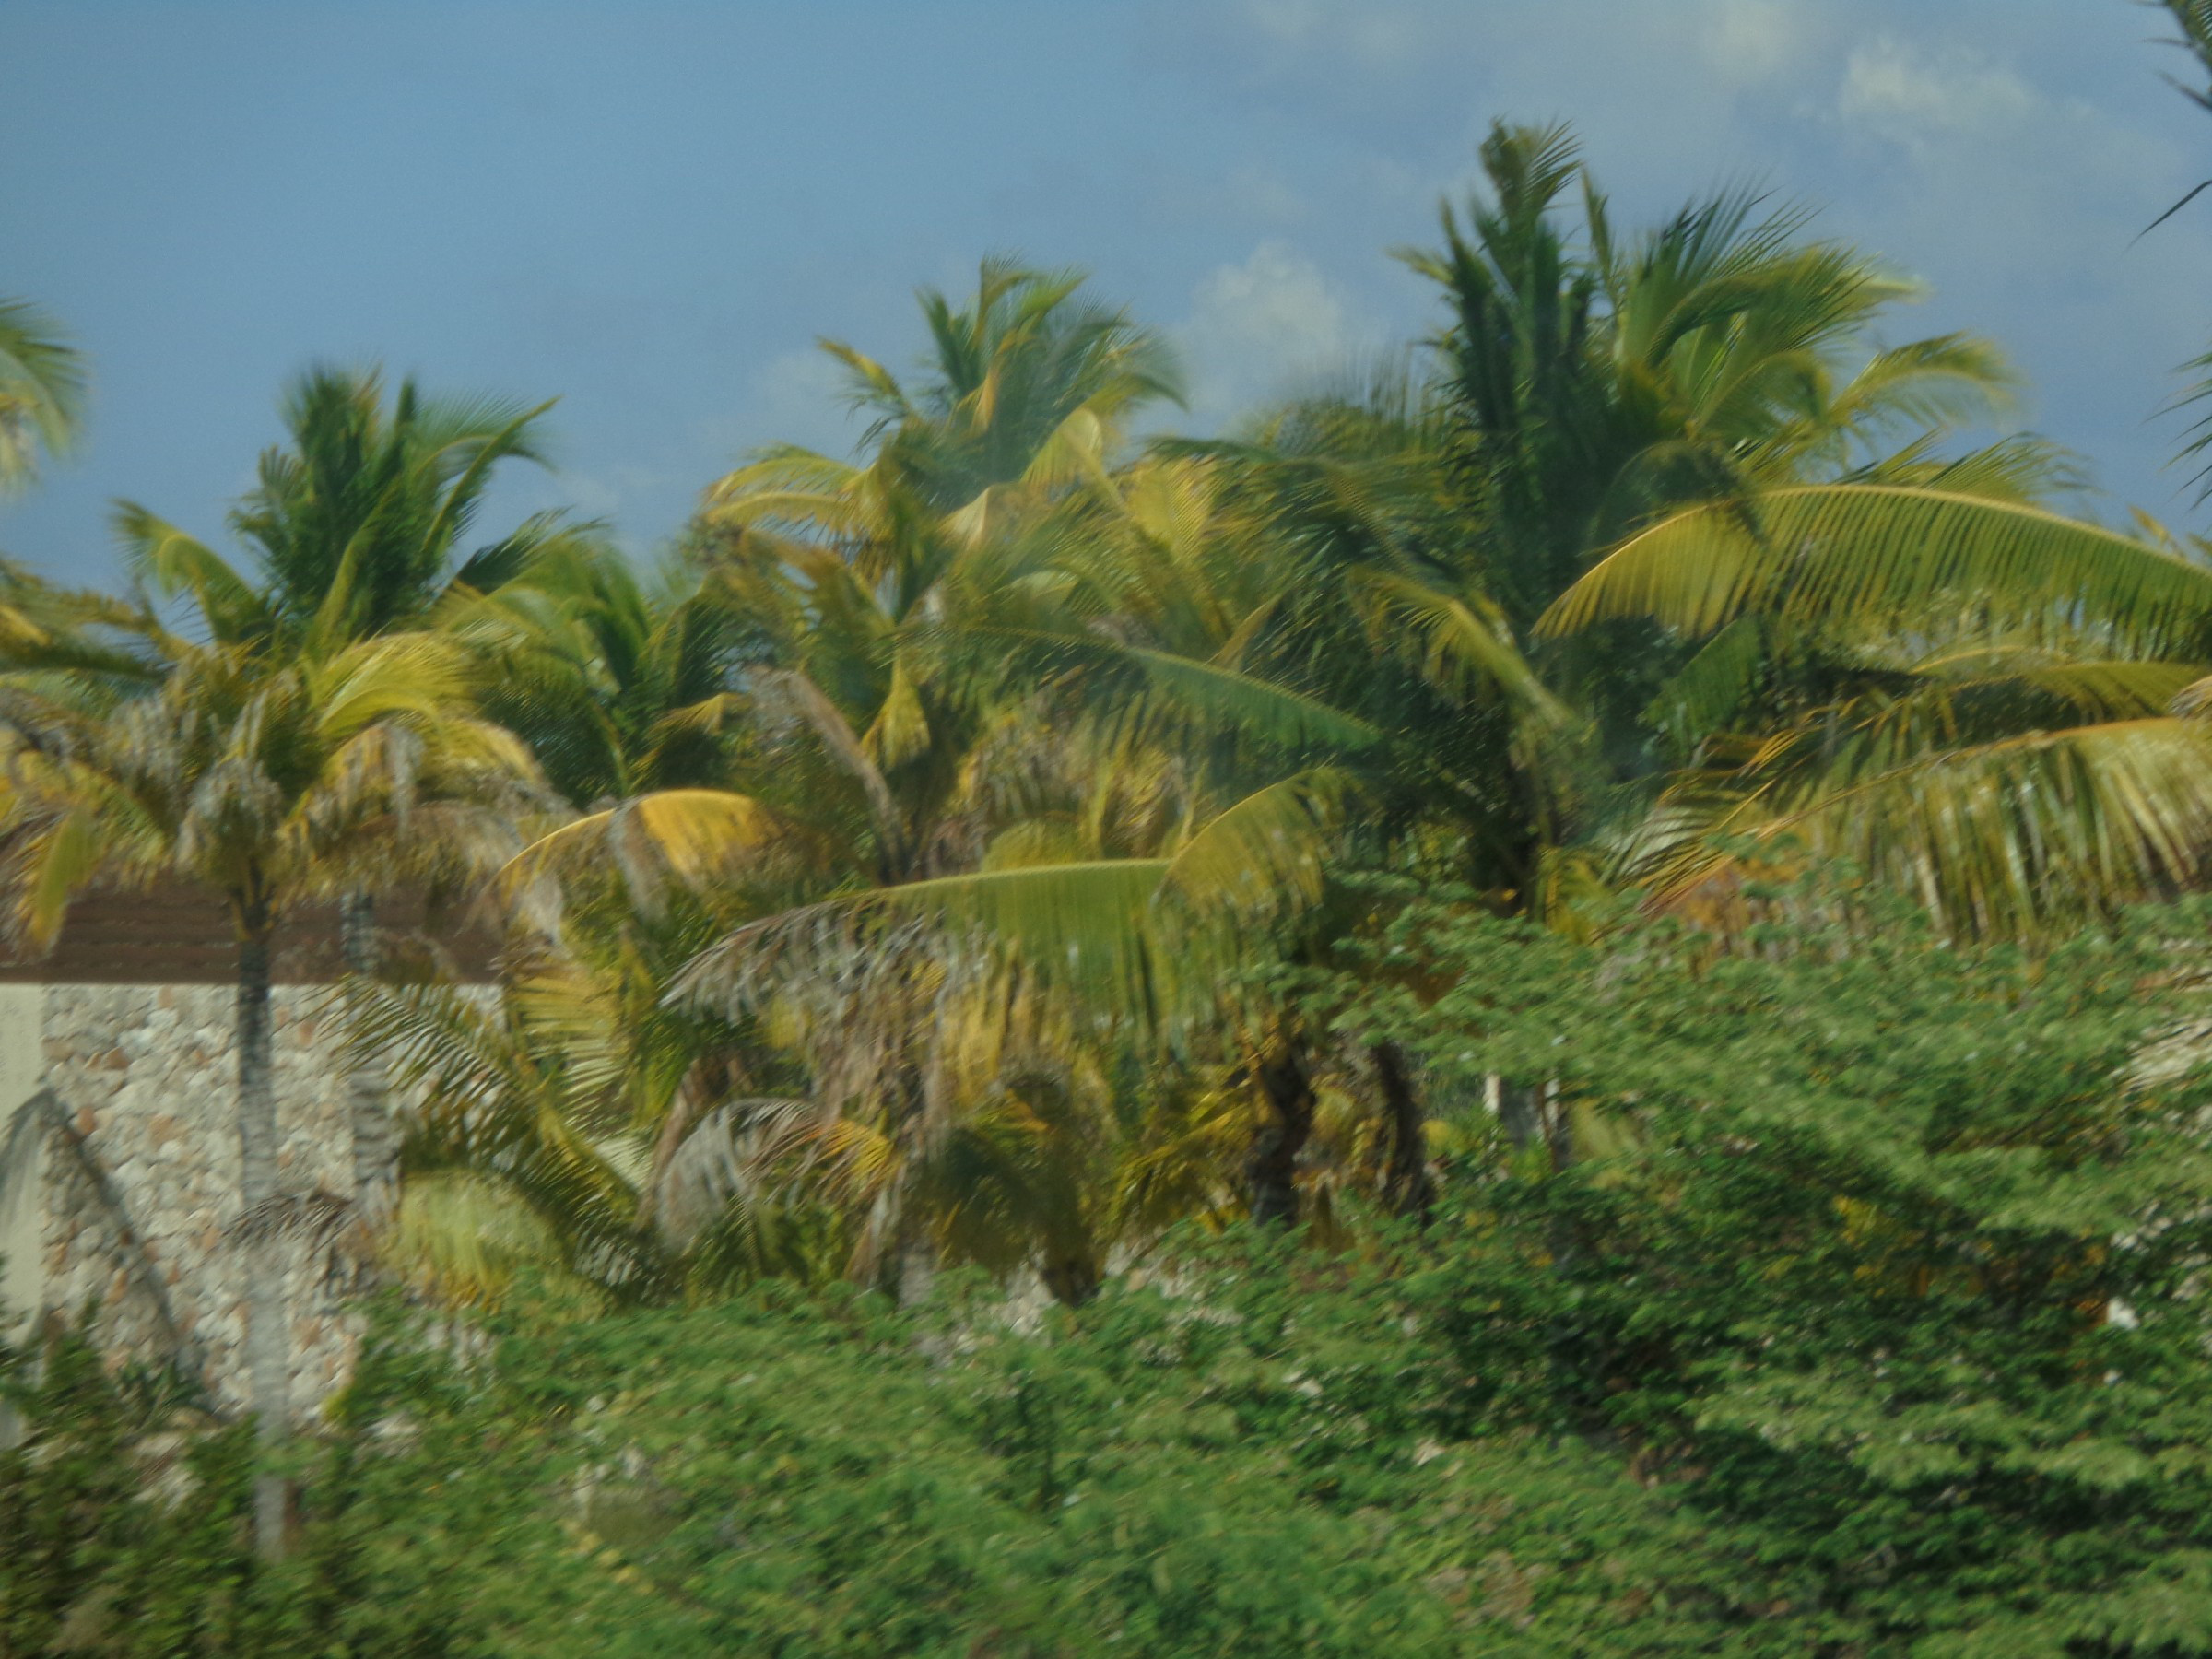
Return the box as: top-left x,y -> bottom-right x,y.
703,445 -> 880,538
862,654 -> 932,771
504,789 -> 797,910
384,1169 -> 574,1309
1642,717 -> 2212,938
1543,487 -> 2212,655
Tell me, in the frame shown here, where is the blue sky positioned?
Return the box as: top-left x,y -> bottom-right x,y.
4,1 -> 2210,584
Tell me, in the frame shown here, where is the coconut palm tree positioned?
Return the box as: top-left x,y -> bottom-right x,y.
990,431 -> 1555,1217
1665,6 -> 2212,935
457,535 -> 766,810
422,541 -> 1276,1300
680,264 -> 1381,1274
135,363 -> 561,646
487,581 -> 1320,1295
716,255 -> 1182,535
0,299 -> 84,496
999,127 -> 2035,1206
0,560 -> 536,1554
347,905 -> 800,1311
1405,122 -> 2024,640
688,258 -> 1187,888
114,364 -> 559,1217
471,266 -> 1339,1288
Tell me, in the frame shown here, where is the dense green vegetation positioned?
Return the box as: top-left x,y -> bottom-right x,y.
12,6 -> 2212,1648
17,895 -> 2212,1654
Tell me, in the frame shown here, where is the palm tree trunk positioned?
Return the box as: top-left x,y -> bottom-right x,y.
890,1062 -> 938,1309
1040,1252 -> 1102,1309
1494,1076 -> 1577,1274
894,1236 -> 937,1308
1371,1041 -> 1434,1222
1494,1076 -> 1544,1153
1246,1037 -> 1315,1228
236,924 -> 290,1559
1544,1079 -> 1573,1174
339,889 -> 394,1230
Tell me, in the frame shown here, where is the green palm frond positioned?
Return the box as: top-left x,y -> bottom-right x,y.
1916,654 -> 2206,720
1848,434 -> 2087,505
1542,487 -> 2212,655
383,1169 -> 580,1308
679,858 -> 1174,1020
356,978 -> 661,1295
1647,615 -> 1770,749
1163,769 -> 1343,915
1813,334 -> 2018,445
1348,570 -> 1571,728
0,298 -> 85,493
219,365 -> 554,646
114,506 -> 276,646
1114,645 -> 1383,755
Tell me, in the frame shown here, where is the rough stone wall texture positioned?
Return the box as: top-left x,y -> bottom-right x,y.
11,983 -> 368,1420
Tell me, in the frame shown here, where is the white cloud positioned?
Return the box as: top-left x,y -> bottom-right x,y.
1234,0 -> 1429,70
1177,241 -> 1381,422
1703,0 -> 1806,86
1839,36 -> 2041,140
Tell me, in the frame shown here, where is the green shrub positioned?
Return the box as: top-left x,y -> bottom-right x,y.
13,897 -> 2212,1654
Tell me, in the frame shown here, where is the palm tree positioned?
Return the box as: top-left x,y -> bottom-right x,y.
989,434 -> 1545,1218
435,552 -> 1265,1300
0,563 -> 535,1554
458,535 -> 764,810
689,258 -> 1186,891
189,364 -> 557,644
1403,122 -> 2022,641
999,126 -> 2032,1209
714,255 -> 1182,535
683,264 -> 1393,1279
368,542 -> 837,1303
347,911 -> 802,1311
1674,6 -> 2212,935
0,298 -> 85,495
471,265 -> 1338,1291
116,364 -> 559,1218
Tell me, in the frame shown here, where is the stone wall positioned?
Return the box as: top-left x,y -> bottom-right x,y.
2,983 -> 368,1421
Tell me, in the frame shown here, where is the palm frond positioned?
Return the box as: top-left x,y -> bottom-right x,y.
0,298 -> 85,492
1543,486 -> 2212,655
1641,716 -> 2212,938
1163,769 -> 1343,915
114,505 -> 276,646
1116,645 -> 1383,755
383,1169 -> 577,1308
504,789 -> 797,914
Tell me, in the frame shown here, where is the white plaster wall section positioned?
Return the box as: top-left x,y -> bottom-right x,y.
0,982 -> 49,1342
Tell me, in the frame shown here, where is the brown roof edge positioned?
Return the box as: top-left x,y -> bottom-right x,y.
0,885 -> 502,986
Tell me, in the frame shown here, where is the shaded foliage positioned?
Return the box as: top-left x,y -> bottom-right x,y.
16,895 -> 2212,1653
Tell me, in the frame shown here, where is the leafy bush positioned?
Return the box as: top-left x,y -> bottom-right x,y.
13,896 -> 2212,1654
